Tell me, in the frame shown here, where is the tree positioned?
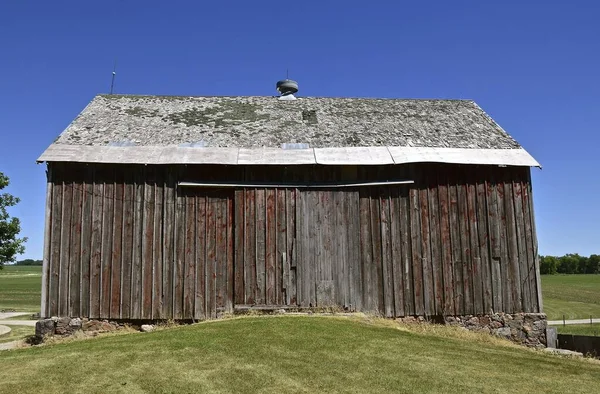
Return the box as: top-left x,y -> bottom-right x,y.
540,255 -> 558,275
557,254 -> 579,274
0,172 -> 26,268
588,254 -> 600,274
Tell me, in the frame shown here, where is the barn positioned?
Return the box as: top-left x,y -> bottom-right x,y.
37,86 -> 543,333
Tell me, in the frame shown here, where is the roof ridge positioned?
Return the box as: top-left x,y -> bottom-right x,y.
97,93 -> 475,102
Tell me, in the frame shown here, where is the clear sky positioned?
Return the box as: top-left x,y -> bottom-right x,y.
1,1 -> 598,260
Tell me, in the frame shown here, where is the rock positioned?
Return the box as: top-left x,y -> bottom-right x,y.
479,316 -> 490,326
55,317 -> 73,335
69,318 -> 82,328
542,348 -> 583,357
36,319 -> 55,337
495,327 -> 512,339
140,324 -> 154,332
82,320 -> 103,332
275,309 -> 286,314
466,317 -> 479,326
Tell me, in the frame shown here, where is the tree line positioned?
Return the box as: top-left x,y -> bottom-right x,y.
540,254 -> 600,275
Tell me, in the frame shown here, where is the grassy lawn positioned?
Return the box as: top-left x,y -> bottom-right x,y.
0,325 -> 35,344
541,275 -> 600,320
555,323 -> 600,337
0,316 -> 598,394
0,265 -> 42,312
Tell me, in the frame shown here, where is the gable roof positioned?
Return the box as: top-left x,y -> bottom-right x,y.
38,94 -> 540,166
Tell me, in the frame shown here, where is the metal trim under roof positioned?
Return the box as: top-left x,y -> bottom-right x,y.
37,144 -> 541,167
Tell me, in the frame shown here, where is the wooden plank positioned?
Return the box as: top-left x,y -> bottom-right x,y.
41,165 -> 53,318
427,169 -> 443,316
234,190 -> 245,305
380,187 -> 394,317
130,167 -> 144,319
195,193 -> 207,319
48,171 -> 63,317
437,170 -> 455,316
68,173 -> 83,317
173,175 -> 186,319
448,171 -> 463,315
58,179 -> 72,317
297,190 -> 310,307
399,185 -> 413,316
255,187 -> 266,305
215,194 -> 228,310
307,190 -> 318,307
206,195 -> 217,318
348,189 -> 361,312
110,170 -> 124,319
486,172 -> 502,312
457,169 -> 473,316
475,170 -> 492,314
162,168 -> 175,319
389,186 -> 404,317
141,170 -> 155,319
265,188 -> 277,305
183,190 -> 196,318
90,167 -> 104,319
226,192 -> 234,313
523,171 -> 542,312
409,170 -> 424,316
285,187 -> 296,305
504,174 -> 521,312
419,178 -> 434,316
336,189 -> 350,309
466,170 -> 483,315
512,175 -> 531,312
79,166 -> 94,318
244,188 -> 256,304
359,187 -> 373,311
276,188 -> 287,306
100,168 -> 115,318
496,171 -> 512,313
152,170 -> 164,319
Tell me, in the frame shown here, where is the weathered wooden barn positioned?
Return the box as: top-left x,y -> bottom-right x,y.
37,92 -> 542,322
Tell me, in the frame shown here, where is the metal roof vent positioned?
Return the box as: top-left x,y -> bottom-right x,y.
276,79 -> 298,100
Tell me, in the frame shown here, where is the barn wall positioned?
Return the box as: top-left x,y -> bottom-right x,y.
42,162 -> 541,319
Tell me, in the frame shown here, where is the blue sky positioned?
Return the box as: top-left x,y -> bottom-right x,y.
0,1 -> 598,260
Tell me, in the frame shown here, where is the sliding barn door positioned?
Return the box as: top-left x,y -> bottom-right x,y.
295,189 -> 361,309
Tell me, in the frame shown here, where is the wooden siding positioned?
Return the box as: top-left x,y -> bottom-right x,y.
42,163 -> 541,319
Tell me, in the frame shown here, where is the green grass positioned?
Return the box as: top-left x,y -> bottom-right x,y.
541,275 -> 600,320
0,316 -> 598,394
0,325 -> 35,344
0,265 -> 42,312
555,324 -> 600,337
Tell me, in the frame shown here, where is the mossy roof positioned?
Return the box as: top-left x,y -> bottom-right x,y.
51,94 -> 522,149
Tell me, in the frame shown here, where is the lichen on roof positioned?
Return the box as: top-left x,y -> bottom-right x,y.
52,94 -> 522,149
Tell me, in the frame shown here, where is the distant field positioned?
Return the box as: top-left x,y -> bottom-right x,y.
556,323 -> 600,337
0,265 -> 42,312
542,275 -> 600,320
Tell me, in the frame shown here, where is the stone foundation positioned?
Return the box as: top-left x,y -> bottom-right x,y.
35,317 -> 127,341
36,312 -> 548,348
444,313 -> 547,348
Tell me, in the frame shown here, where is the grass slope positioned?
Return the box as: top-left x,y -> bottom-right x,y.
541,275 -> 600,320
0,316 -> 598,394
0,266 -> 42,312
